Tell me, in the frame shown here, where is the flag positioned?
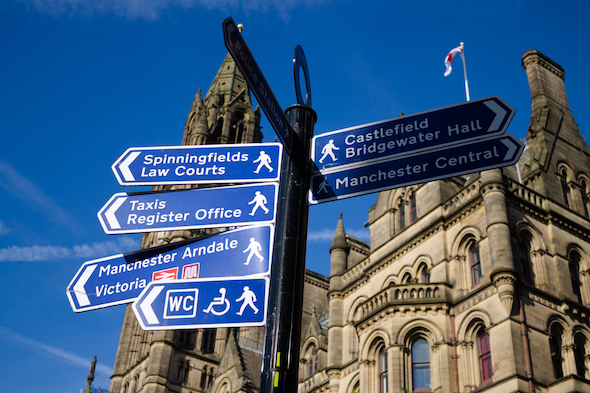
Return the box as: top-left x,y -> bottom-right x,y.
444,45 -> 463,76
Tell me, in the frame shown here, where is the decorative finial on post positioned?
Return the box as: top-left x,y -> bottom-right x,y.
237,23 -> 244,32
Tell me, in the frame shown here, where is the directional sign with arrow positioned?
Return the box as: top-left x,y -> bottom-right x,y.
312,96 -> 515,173
310,134 -> 524,203
132,276 -> 269,330
223,17 -> 295,156
112,143 -> 282,186
66,224 -> 274,312
98,182 -> 278,234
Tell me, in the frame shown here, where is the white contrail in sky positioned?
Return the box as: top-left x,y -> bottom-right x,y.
15,0 -> 318,20
0,326 -> 113,377
0,236 -> 139,262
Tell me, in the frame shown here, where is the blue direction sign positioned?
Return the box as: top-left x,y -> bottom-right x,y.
310,134 -> 524,204
66,224 -> 274,312
112,143 -> 282,186
223,17 -> 294,156
312,96 -> 515,173
132,276 -> 269,330
98,182 -> 278,234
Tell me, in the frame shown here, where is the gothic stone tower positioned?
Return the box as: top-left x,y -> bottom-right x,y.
108,53 -> 264,393
297,50 -> 590,393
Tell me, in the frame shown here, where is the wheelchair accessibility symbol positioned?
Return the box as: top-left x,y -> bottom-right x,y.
203,288 -> 230,316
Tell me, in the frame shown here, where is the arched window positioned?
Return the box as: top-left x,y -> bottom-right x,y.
411,338 -> 430,392
402,273 -> 412,284
418,263 -> 430,284
560,169 -> 570,208
574,333 -> 587,378
477,329 -> 492,383
518,237 -> 534,284
308,346 -> 317,377
549,324 -> 564,379
569,250 -> 583,303
399,201 -> 406,232
410,194 -> 417,224
379,346 -> 388,393
580,178 -> 589,217
469,244 -> 482,287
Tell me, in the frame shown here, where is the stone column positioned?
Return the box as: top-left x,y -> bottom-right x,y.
481,169 -> 517,311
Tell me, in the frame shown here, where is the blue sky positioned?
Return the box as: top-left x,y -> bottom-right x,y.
1,1 -> 589,392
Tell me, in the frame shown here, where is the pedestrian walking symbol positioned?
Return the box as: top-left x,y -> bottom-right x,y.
249,191 -> 270,215
318,139 -> 340,163
236,286 -> 259,315
243,238 -> 264,265
253,151 -> 274,174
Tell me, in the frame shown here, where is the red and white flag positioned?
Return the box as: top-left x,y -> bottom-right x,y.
444,45 -> 463,76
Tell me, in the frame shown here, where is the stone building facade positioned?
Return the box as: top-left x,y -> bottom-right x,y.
298,50 -> 590,393
110,49 -> 590,393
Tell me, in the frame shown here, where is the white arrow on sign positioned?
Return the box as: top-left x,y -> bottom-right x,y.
119,151 -> 141,182
72,265 -> 96,307
483,100 -> 507,133
502,137 -> 519,160
104,196 -> 126,230
140,285 -> 165,325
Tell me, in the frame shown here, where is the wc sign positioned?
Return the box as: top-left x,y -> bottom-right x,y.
164,289 -> 198,319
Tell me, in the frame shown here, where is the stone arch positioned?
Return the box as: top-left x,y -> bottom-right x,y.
456,311 -> 494,389
514,221 -> 549,288
451,227 -> 484,291
413,255 -> 433,283
215,378 -> 231,393
456,309 -> 493,343
349,296 -> 369,323
566,244 -> 590,305
344,371 -> 361,393
395,318 -> 445,346
360,327 -> 391,361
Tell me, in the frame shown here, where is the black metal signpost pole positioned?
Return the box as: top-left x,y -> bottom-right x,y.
260,104 -> 316,393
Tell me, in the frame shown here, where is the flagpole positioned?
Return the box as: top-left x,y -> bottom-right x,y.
460,42 -> 470,101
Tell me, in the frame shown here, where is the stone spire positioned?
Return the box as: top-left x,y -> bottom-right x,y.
521,50 -> 590,212
330,213 -> 350,278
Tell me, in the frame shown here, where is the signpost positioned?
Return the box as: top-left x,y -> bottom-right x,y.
97,182 -> 278,234
66,224 -> 274,312
310,134 -> 524,203
312,96 -> 515,173
132,276 -> 269,330
67,17 -> 526,393
112,143 -> 282,186
223,17 -> 295,156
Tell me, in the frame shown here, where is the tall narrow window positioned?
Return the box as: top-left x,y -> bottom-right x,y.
569,251 -> 582,303
411,338 -> 430,392
574,334 -> 587,378
379,347 -> 388,393
561,169 -> 570,208
470,244 -> 482,287
581,179 -> 589,217
410,194 -> 417,223
308,346 -> 317,377
399,202 -> 406,232
549,325 -> 564,378
201,329 -> 216,354
518,238 -> 533,284
419,264 -> 430,284
477,329 -> 493,383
